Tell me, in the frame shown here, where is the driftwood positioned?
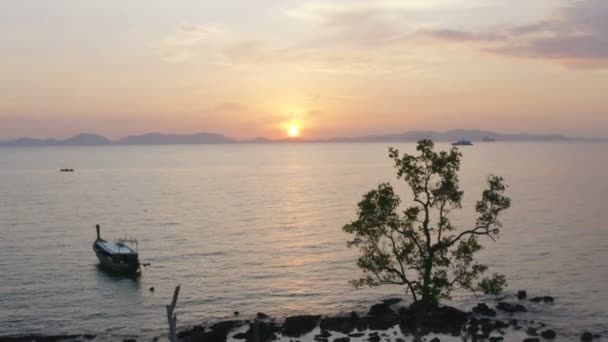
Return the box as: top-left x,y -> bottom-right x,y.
167,285 -> 181,342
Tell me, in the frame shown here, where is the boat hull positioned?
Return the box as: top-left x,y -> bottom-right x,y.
93,242 -> 140,273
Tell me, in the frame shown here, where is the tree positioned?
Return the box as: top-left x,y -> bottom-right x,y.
343,139 -> 510,308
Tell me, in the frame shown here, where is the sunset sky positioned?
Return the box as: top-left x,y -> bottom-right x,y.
1,0 -> 607,139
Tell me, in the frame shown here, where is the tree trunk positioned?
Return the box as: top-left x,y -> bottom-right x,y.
167,285 -> 181,342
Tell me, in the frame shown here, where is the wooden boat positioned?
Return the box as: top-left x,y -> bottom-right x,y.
93,224 -> 140,273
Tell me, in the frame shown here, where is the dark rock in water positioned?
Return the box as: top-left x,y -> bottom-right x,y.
496,302 -> 527,313
242,320 -> 281,342
123,339 -> 136,342
530,296 -> 554,303
430,337 -> 440,342
313,338 -> 328,342
494,320 -> 509,330
489,337 -> 504,342
423,305 -> 468,336
368,302 -> 396,317
366,314 -> 399,331
509,319 -> 518,326
526,327 -> 538,336
517,290 -> 527,300
541,329 -> 556,339
382,298 -> 402,305
232,332 -> 248,340
82,335 -> 96,340
472,303 -> 497,317
395,339 -> 405,342
211,320 -> 246,334
333,338 -> 350,342
348,333 -> 364,338
283,315 -> 321,337
257,313 -> 269,319
581,331 -> 593,341
149,287 -> 155,292
366,335 -> 380,342
316,331 -> 331,338
178,325 -> 205,340
320,316 -> 357,334
522,339 -> 540,342
153,337 -> 159,342
234,311 -> 240,316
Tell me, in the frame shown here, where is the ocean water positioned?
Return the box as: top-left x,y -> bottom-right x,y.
0,143 -> 607,340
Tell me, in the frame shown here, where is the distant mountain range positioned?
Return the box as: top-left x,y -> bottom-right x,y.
0,130 -> 599,147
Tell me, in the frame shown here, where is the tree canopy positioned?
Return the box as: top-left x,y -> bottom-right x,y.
343,139 -> 511,305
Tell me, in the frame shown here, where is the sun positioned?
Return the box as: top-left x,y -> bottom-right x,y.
288,124 -> 299,137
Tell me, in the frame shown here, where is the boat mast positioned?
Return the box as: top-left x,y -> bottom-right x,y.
96,224 -> 101,240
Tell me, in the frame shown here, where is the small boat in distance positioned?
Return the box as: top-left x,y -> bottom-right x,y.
93,224 -> 141,274
452,139 -> 473,146
482,136 -> 496,142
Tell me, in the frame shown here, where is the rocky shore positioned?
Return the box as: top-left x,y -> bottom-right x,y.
1,291 -> 603,342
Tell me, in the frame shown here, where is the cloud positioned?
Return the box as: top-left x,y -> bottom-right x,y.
422,0 -> 608,68
158,24 -> 221,63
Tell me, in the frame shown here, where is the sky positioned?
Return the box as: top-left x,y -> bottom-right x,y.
1,0 -> 607,139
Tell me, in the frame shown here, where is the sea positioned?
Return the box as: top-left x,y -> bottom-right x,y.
0,142 -> 607,341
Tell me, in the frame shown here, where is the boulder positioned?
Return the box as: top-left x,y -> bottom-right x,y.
333,338 -> 350,342
489,337 -> 504,342
244,320 -> 281,342
526,328 -> 538,336
348,333 -> 364,338
472,303 -> 497,317
522,339 -> 540,342
257,313 -> 269,319
530,296 -> 554,303
581,331 -> 593,342
283,315 -> 321,337
430,338 -> 440,342
496,302 -> 527,313
368,302 -> 396,317
517,291 -> 527,300
320,316 -> 357,334
540,329 -> 556,339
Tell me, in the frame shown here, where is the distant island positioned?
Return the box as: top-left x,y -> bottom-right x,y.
0,130 -> 601,147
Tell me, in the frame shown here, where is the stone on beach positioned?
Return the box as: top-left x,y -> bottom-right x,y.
282,315 -> 322,337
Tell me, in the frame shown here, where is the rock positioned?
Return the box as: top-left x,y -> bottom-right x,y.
496,302 -> 527,313
526,328 -> 538,336
541,329 -> 556,339
530,296 -> 554,303
211,320 -> 246,334
348,333 -> 364,338
232,332 -> 248,340
581,331 -> 593,341
517,290 -> 527,300
179,325 -> 205,341
366,335 -> 380,342
489,337 -> 504,342
422,305 -> 469,336
320,316 -> 357,334
333,338 -> 350,342
472,303 -> 497,317
123,339 -> 136,342
243,320 -> 281,342
382,298 -> 402,305
283,315 -> 321,337
234,311 -> 240,316
257,312 -> 269,319
396,339 -> 405,342
522,339 -> 540,342
316,331 -> 332,338
149,287 -> 155,292
82,335 -> 96,340
368,302 -> 396,317
494,320 -> 509,330
430,338 -> 440,342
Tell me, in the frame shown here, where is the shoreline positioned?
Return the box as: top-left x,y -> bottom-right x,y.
1,291 -> 602,342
